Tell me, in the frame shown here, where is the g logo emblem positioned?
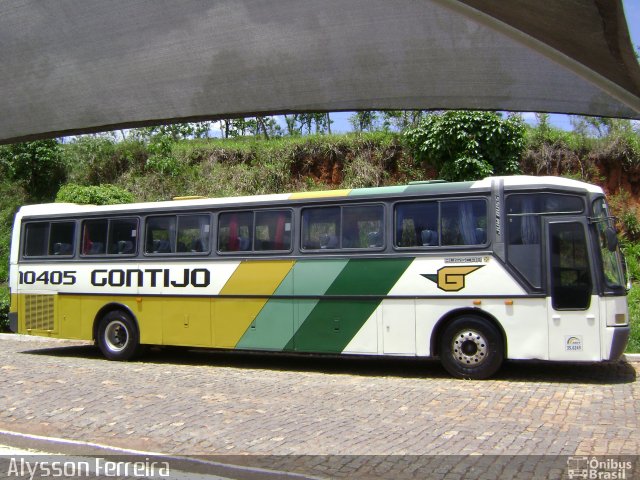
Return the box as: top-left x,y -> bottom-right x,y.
422,266 -> 483,292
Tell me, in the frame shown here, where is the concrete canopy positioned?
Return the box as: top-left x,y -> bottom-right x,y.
1,0 -> 639,144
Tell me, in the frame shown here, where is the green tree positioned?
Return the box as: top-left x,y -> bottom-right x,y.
404,111 -> 525,181
0,140 -> 66,201
381,110 -> 426,131
220,116 -> 281,139
284,113 -> 332,135
350,111 -> 379,132
0,181 -> 26,283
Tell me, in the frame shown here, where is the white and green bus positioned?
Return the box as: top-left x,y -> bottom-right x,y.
8,176 -> 630,379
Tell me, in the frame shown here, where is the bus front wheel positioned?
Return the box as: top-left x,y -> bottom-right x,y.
97,310 -> 141,361
439,316 -> 504,379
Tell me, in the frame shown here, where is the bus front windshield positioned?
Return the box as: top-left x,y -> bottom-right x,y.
592,198 -> 625,290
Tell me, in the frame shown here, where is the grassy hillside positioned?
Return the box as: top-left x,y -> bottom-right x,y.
0,125 -> 639,352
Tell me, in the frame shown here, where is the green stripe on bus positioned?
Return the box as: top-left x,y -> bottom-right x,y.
235,268 -> 295,351
235,259 -> 348,350
403,181 -> 475,196
349,186 -> 408,196
285,258 -> 413,353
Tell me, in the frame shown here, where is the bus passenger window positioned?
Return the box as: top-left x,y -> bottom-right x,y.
24,223 -> 49,257
301,207 -> 340,250
255,210 -> 291,251
82,220 -> 107,255
342,205 -> 383,249
145,216 -> 176,254
218,212 -> 253,252
108,219 -> 137,254
441,200 -> 487,246
49,222 -> 75,256
394,202 -> 438,247
178,215 -> 210,253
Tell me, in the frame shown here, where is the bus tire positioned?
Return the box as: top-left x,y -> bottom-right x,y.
439,315 -> 504,380
96,310 -> 141,361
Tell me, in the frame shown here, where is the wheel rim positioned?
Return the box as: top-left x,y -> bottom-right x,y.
451,329 -> 488,367
104,320 -> 129,352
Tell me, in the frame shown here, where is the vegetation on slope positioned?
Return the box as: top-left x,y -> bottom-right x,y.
0,112 -> 638,352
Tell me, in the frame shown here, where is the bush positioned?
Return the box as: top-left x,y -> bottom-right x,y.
0,182 -> 27,283
56,184 -> 135,205
0,140 -> 66,201
627,285 -> 640,353
621,240 -> 640,353
145,154 -> 185,177
0,286 -> 9,332
607,190 -> 640,243
404,111 -> 525,181
622,241 -> 640,284
65,136 -> 147,184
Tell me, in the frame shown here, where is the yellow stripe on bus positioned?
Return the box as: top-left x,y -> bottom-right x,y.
213,260 -> 295,348
289,189 -> 351,199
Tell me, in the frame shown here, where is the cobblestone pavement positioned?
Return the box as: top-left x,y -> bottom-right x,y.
0,335 -> 638,478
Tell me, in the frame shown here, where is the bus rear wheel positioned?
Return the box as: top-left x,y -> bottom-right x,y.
97,310 -> 141,361
439,316 -> 504,380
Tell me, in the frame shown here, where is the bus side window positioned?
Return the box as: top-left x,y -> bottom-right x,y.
342,205 -> 384,249
218,212 -> 253,252
394,202 -> 438,247
24,223 -> 49,257
301,207 -> 340,250
254,210 -> 291,251
108,218 -> 138,255
82,220 -> 107,255
441,200 -> 487,246
146,216 -> 176,254
178,215 -> 210,253
49,222 -> 75,256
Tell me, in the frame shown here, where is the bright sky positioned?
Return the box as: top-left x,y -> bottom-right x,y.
326,0 -> 640,133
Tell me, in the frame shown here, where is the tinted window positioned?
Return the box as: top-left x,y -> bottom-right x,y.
143,215 -> 212,255
395,199 -> 486,247
507,215 -> 542,288
145,216 -> 176,253
24,222 -> 76,257
395,202 -> 438,247
592,198 -> 624,288
218,211 -> 253,252
441,200 -> 487,246
24,223 -> 49,257
342,205 -> 384,249
255,210 -> 292,251
506,194 -> 582,289
82,220 -> 107,255
82,218 -> 137,255
302,207 -> 340,250
507,194 -> 583,215
177,215 -> 210,253
108,219 -> 138,254
49,222 -> 75,256
550,222 -> 592,309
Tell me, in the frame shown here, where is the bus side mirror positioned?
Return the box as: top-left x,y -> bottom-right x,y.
605,227 -> 618,252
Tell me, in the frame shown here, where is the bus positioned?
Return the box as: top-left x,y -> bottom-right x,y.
7,176 -> 630,379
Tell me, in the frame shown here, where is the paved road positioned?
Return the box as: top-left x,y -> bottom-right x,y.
0,335 -> 638,478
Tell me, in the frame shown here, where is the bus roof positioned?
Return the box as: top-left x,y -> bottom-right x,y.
17,176 -> 603,218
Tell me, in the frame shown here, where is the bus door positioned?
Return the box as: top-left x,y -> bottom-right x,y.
544,218 -> 600,361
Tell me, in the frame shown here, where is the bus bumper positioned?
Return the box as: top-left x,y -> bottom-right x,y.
8,312 -> 17,333
608,326 -> 630,361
